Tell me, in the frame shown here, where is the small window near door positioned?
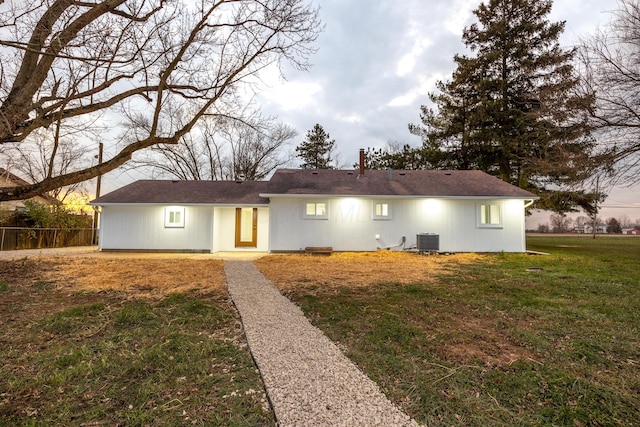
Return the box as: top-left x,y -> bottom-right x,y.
165,206 -> 185,228
373,202 -> 391,220
304,201 -> 328,219
479,203 -> 501,227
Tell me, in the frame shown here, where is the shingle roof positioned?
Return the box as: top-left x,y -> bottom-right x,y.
92,180 -> 271,205
91,169 -> 537,205
0,168 -> 61,205
263,169 -> 537,198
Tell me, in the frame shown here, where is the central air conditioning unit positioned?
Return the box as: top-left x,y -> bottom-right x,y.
416,233 -> 439,252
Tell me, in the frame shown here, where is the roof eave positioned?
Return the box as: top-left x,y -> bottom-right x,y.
89,202 -> 270,207
260,193 -> 539,200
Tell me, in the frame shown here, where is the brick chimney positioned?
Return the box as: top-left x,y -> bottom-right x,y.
359,148 -> 365,176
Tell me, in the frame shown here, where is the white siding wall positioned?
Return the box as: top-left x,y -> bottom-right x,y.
99,199 -> 525,253
99,205 -> 213,251
268,197 -> 526,252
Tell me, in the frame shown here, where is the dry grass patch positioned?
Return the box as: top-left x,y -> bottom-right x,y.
442,315 -> 538,367
256,251 -> 484,291
40,257 -> 226,298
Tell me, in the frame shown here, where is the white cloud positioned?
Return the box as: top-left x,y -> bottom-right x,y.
396,36 -> 432,77
443,0 -> 475,35
339,114 -> 364,124
387,73 -> 444,108
387,92 -> 417,108
261,81 -> 323,112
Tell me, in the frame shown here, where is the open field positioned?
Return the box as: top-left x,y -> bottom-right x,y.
0,258 -> 274,426
257,236 -> 640,426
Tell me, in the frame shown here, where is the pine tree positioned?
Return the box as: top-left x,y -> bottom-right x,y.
296,124 -> 336,169
409,0 -> 597,212
361,145 -> 426,170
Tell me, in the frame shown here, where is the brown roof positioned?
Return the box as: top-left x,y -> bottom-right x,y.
263,169 -> 538,198
91,169 -> 537,205
0,168 -> 61,205
92,180 -> 271,205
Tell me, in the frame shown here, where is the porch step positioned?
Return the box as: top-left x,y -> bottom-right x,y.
304,246 -> 333,256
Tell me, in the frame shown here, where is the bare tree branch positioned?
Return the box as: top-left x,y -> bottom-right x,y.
579,0 -> 640,185
0,0 -> 320,200
132,107 -> 297,181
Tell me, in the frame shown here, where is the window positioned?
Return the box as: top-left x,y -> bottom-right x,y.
373,202 -> 391,220
304,201 -> 328,219
165,206 -> 185,228
479,203 -> 501,227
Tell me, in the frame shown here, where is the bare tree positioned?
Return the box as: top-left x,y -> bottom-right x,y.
549,213 -> 572,233
575,215 -> 591,229
222,120 -> 297,180
134,112 -> 297,181
0,0 -> 320,200
537,223 -> 550,233
618,214 -> 633,229
0,119 -> 91,201
579,0 -> 640,184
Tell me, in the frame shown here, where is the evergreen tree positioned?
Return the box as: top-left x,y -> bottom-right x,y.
409,0 -> 597,212
296,124 -> 336,169
606,217 -> 622,234
361,145 -> 426,170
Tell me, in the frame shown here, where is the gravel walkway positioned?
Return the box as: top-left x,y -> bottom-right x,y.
224,260 -> 420,427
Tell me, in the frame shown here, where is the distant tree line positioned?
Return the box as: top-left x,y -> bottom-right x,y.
535,214 -> 640,234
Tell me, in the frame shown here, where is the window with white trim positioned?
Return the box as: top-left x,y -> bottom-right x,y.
165,206 -> 185,228
479,203 -> 502,227
373,202 -> 391,220
304,201 -> 328,219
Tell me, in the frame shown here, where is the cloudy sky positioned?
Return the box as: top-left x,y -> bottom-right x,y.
257,0 -> 618,164
253,0 -> 637,225
108,0 -> 637,224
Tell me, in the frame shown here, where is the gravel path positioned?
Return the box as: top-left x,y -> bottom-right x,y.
224,260 -> 420,427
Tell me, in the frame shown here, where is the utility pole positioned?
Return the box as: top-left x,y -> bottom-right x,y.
592,175 -> 599,240
92,142 -> 103,244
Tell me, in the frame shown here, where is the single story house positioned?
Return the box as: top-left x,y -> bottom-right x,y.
91,161 -> 537,253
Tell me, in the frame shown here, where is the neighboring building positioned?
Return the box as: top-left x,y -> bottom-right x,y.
91,164 -> 538,253
574,223 -> 610,234
0,168 -> 59,212
623,228 -> 640,235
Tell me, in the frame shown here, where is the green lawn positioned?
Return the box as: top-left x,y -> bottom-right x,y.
0,259 -> 274,427
272,235 -> 640,426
